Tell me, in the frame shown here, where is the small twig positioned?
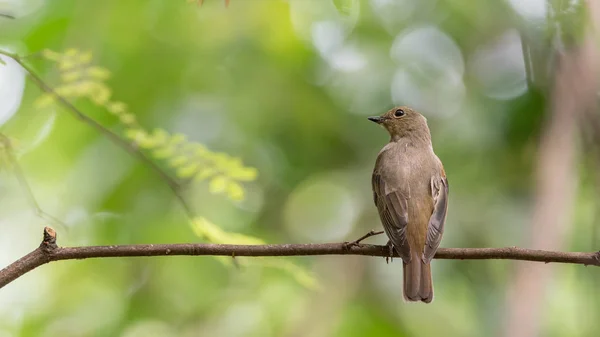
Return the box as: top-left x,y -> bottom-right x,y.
0,227 -> 598,290
344,230 -> 384,248
0,135 -> 68,231
0,13 -> 14,19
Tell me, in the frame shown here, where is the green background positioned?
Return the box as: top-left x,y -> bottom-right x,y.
0,0 -> 598,336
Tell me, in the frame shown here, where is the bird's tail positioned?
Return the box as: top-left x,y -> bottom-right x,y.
402,251 -> 433,303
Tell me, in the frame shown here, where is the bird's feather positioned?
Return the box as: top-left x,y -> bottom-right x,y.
423,175 -> 449,263
372,156 -> 411,262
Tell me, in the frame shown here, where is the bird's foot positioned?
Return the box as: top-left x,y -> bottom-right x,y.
343,230 -> 384,250
385,241 -> 394,264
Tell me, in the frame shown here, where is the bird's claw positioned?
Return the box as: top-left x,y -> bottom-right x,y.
385,241 -> 394,264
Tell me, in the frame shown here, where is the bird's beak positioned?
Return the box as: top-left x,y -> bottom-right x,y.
368,116 -> 384,124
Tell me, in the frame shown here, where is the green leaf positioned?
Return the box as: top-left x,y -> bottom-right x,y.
77,50 -> 93,64
191,216 -> 229,243
65,48 -> 78,57
229,166 -> 258,181
87,66 -> 111,80
134,133 -> 156,148
209,176 -> 228,194
34,94 -> 55,108
90,84 -> 112,105
124,128 -> 146,141
194,167 -> 215,181
190,217 -> 317,289
169,133 -> 187,145
41,49 -> 61,61
192,143 -> 209,156
226,182 -> 244,201
60,70 -> 82,82
152,146 -> 175,159
55,84 -> 77,97
58,59 -> 77,71
119,113 -> 136,125
151,129 -> 169,145
176,163 -> 199,178
107,101 -> 128,114
274,261 -> 320,290
168,155 -> 188,167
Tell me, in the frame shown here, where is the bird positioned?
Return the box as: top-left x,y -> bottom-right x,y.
369,106 -> 448,303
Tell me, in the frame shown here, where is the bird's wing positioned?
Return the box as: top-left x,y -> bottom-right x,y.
423,174 -> 449,263
372,169 -> 412,262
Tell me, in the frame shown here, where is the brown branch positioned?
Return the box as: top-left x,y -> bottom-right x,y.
1,227 -> 598,290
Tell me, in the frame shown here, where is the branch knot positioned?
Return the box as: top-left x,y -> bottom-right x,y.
40,227 -> 58,253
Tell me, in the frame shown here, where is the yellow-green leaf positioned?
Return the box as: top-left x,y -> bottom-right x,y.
191,217 -> 227,242
78,51 -> 93,64
65,48 -> 78,57
60,70 -> 82,82
58,59 -> 77,71
87,66 -> 111,80
90,85 -> 112,105
55,84 -> 77,97
107,101 -> 128,114
34,94 -> 55,108
228,232 -> 265,245
226,182 -> 244,201
151,129 -> 169,144
229,166 -> 258,181
211,152 -> 231,167
176,163 -> 199,178
41,49 -> 61,61
74,81 -> 96,96
152,146 -> 175,158
119,113 -> 136,125
193,143 -> 209,156
169,133 -> 187,145
168,155 -> 188,167
125,129 -> 156,148
273,261 -> 320,290
209,176 -> 228,194
135,133 -> 158,148
124,128 -> 146,141
194,167 -> 215,181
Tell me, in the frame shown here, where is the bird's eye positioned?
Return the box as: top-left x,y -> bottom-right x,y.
394,109 -> 405,117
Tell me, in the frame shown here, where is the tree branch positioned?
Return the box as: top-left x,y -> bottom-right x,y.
1,227 -> 598,290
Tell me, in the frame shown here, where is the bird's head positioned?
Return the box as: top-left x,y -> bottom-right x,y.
368,106 -> 431,142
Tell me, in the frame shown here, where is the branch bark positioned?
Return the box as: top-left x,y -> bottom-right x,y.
1,227 -> 598,290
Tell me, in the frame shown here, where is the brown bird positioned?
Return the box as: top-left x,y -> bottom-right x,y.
369,106 -> 448,303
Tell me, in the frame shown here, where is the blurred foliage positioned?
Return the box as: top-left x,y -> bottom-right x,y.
0,0 -> 598,337
14,45 -> 315,290
36,48 -> 258,202
192,216 -> 318,289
